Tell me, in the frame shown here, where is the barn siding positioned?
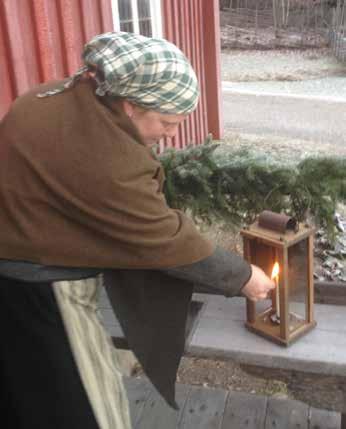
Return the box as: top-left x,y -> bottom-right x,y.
0,0 -> 222,146
161,0 -> 223,148
0,0 -> 113,118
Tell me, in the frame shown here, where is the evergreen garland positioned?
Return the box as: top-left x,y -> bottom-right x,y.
158,138 -> 346,238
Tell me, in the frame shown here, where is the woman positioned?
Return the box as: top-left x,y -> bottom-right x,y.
0,32 -> 274,428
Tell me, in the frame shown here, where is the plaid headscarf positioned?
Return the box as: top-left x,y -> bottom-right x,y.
38,32 -> 200,115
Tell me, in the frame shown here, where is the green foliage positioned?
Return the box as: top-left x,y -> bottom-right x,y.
293,158 -> 346,236
159,138 -> 346,238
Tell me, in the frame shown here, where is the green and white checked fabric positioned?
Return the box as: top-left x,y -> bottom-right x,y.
38,32 -> 200,115
83,32 -> 199,114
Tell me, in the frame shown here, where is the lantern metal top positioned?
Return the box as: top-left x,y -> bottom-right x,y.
258,210 -> 298,233
241,211 -> 314,248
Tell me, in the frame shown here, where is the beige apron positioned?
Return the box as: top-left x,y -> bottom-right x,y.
53,277 -> 132,429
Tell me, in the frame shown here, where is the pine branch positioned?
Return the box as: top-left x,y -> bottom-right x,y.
159,139 -> 346,240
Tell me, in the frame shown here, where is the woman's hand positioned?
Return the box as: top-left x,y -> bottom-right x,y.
241,264 -> 275,301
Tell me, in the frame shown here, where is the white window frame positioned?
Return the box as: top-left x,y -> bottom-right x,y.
111,0 -> 163,38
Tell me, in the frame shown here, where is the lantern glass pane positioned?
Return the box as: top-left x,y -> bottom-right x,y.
248,240 -> 275,314
287,239 -> 308,333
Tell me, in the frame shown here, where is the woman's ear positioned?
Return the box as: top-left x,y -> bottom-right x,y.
122,100 -> 135,118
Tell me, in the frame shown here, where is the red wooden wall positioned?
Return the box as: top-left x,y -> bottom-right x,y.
162,0 -> 223,149
0,0 -> 223,147
0,0 -> 113,119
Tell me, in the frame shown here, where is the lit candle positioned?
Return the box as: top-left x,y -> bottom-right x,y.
271,262 -> 280,318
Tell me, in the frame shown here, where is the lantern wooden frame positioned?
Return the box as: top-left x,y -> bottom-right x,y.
241,216 -> 316,346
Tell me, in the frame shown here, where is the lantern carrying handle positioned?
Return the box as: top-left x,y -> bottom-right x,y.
258,210 -> 298,234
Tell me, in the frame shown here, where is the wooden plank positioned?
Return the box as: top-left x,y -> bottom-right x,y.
31,0 -> 65,81
221,391 -> 267,429
342,413 -> 346,429
280,248 -> 289,342
191,0 -> 202,146
2,0 -> 41,93
58,0 -> 84,74
307,235 -> 314,323
99,0 -> 114,32
202,0 -> 223,139
265,397 -> 309,429
0,0 -> 15,118
243,238 -> 256,323
241,224 -> 313,248
123,378 -> 340,428
189,297 -> 346,378
123,377 -> 153,428
179,385 -> 228,429
179,0 -> 191,148
195,0 -> 208,141
135,383 -> 190,429
80,0 -> 103,42
309,406 -> 341,429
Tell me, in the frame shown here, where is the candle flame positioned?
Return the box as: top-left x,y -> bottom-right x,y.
271,262 -> 280,279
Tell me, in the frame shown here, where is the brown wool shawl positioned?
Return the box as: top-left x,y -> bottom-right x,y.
0,80 -> 215,409
0,80 -> 213,268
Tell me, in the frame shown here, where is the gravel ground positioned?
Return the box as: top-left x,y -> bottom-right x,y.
176,357 -> 288,397
221,48 -> 346,82
222,48 -> 346,104
133,356 -> 289,399
221,130 -> 346,162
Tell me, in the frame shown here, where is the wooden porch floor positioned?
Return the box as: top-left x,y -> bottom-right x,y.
123,377 -> 341,429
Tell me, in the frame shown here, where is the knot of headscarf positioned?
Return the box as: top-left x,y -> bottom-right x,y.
37,32 -> 200,115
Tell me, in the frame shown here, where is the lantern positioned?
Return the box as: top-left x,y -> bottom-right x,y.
240,211 -> 316,346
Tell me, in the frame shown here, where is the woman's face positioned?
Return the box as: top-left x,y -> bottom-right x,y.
123,101 -> 187,147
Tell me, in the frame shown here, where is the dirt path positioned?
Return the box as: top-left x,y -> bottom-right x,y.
221,48 -> 346,82
176,357 -> 289,398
